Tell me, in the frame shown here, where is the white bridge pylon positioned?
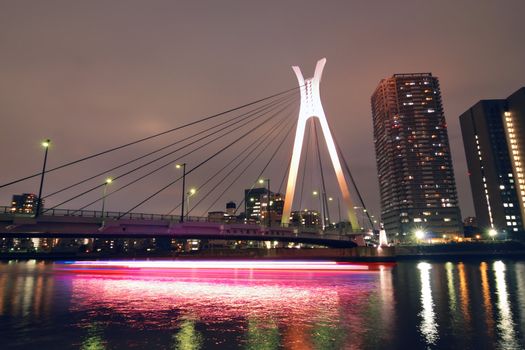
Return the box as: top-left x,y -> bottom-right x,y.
281,58 -> 359,230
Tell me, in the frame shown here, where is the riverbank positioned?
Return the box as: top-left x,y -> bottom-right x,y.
1,241 -> 525,261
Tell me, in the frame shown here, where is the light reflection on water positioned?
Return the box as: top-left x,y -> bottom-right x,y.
1,260 -> 525,349
480,262 -> 495,338
67,269 -> 378,349
69,274 -> 346,322
493,261 -> 520,349
417,262 -> 438,346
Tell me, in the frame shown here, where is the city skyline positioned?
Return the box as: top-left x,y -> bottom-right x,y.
1,1 -> 525,219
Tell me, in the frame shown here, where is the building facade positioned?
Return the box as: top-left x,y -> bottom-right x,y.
459,87 -> 525,238
10,193 -> 42,215
244,187 -> 284,224
371,73 -> 462,240
291,210 -> 321,228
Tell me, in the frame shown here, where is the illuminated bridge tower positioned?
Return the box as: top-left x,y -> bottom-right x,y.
281,58 -> 359,230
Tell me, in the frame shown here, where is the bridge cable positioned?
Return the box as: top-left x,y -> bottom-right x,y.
313,119 -> 331,225
43,93 -> 295,199
197,109 -> 296,217
274,100 -> 298,197
276,147 -> 292,194
115,100 -> 294,218
43,91 -> 290,199
74,98 -> 297,212
166,105 -> 292,216
231,116 -> 297,217
297,118 -> 312,211
0,86 -> 300,189
232,103 -> 298,216
332,131 -> 374,229
46,94 -> 298,212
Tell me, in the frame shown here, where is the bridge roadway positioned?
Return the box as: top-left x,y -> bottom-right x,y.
0,207 -> 359,248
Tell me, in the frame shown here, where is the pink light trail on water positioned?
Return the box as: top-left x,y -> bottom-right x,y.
53,259 -> 394,348
60,260 -> 390,272
63,261 -> 385,328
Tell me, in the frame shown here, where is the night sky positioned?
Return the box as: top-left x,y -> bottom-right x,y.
1,0 -> 525,220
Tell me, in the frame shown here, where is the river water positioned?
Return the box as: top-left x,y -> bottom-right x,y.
1,259 -> 525,349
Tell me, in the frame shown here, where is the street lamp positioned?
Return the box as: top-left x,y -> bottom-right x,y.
101,177 -> 113,219
415,229 -> 425,242
312,190 -> 325,229
353,206 -> 365,230
259,178 -> 271,227
176,163 -> 186,223
328,196 -> 342,229
488,228 -> 498,240
186,187 -> 196,220
35,139 -> 51,218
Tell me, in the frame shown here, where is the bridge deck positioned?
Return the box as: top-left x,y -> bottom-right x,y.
0,207 -> 361,248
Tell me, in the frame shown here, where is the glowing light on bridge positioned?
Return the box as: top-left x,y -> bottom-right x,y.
281,58 -> 358,229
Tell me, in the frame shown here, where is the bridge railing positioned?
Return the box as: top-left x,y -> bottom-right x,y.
0,205 -> 191,222
0,205 -> 362,234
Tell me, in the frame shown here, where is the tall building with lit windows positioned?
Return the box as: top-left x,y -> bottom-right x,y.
371,73 -> 462,240
10,193 -> 42,215
460,87 -> 525,238
244,187 -> 284,224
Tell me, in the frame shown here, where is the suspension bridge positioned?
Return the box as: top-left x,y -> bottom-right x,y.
0,59 -> 375,248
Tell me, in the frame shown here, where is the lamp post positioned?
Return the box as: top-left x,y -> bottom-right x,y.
186,188 -> 196,220
371,215 -> 378,228
328,197 -> 341,228
101,177 -> 113,218
259,179 -> 271,227
488,228 -> 498,241
176,163 -> 186,223
313,190 -> 326,229
35,139 -> 50,218
322,192 -> 331,227
353,206 -> 368,230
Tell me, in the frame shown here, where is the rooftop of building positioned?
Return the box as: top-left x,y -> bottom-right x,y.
392,73 -> 433,78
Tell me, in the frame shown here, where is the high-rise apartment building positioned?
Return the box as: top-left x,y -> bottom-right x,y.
10,193 -> 42,215
244,187 -> 284,224
371,73 -> 462,240
459,87 -> 525,238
